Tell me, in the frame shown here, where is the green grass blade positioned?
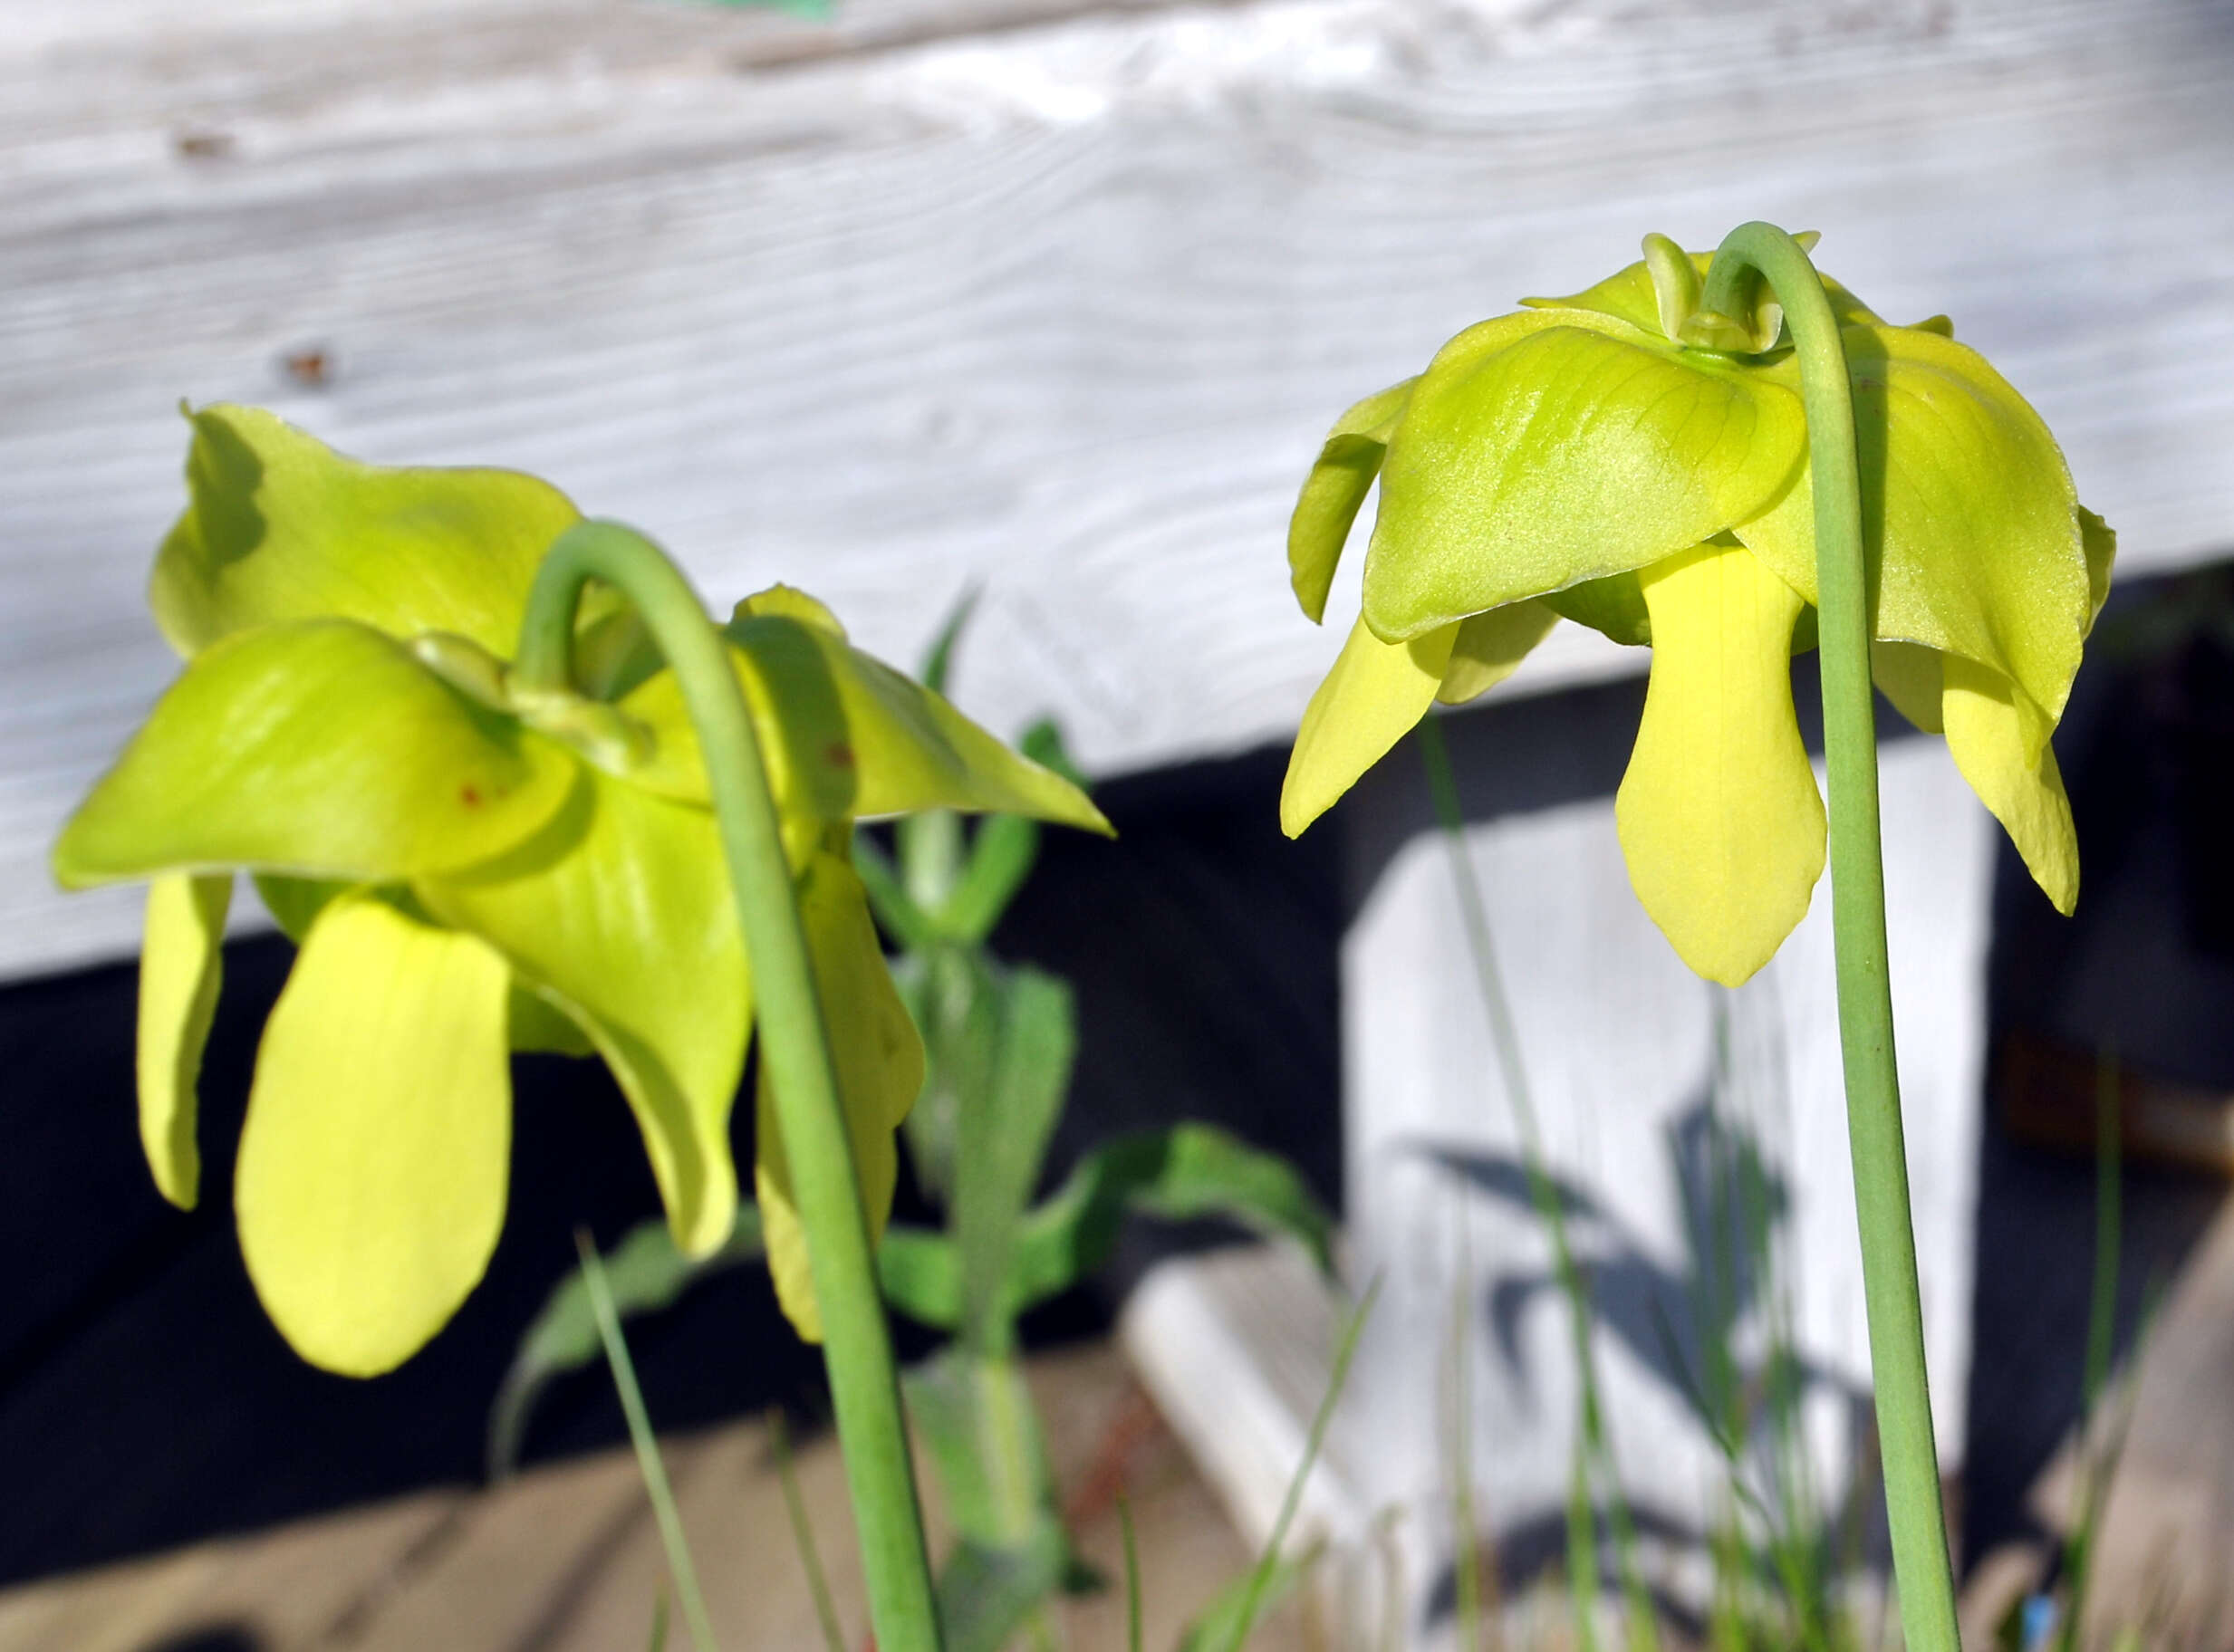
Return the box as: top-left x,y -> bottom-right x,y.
490,1212 -> 764,1479
1420,717 -> 1656,1652
1119,1492 -> 1142,1652
649,1592 -> 670,1652
771,1407 -> 848,1652
576,1229 -> 721,1652
1215,1278 -> 1380,1652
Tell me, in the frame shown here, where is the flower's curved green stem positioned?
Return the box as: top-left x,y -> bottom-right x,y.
516,521 -> 942,1652
1700,223 -> 1959,1652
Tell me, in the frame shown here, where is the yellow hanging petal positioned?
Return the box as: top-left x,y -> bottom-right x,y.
137,872 -> 232,1209
1616,543 -> 1825,986
1436,600 -> 1560,706
1940,655 -> 2079,915
1280,615 -> 1458,838
757,848 -> 927,1342
236,894 -> 512,1376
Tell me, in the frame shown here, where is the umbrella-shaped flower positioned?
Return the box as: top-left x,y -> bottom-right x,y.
1281,233 -> 2114,985
53,406 -> 1108,1375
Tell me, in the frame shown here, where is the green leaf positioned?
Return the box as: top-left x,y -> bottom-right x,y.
907,1349 -> 1072,1652
136,872 -> 231,1208
919,588 -> 982,696
936,1531 -> 1069,1652
151,405 -> 581,658
756,848 -> 925,1342
419,769 -> 749,1259
1287,379 -> 1414,624
236,892 -> 513,1376
941,816 -> 1040,946
630,616 -> 1112,837
878,1126 -> 1336,1329
877,1225 -> 965,1326
54,620 -> 575,889
486,1209 -> 766,1477
1737,322 -> 2094,752
957,966 -> 1076,1348
904,1349 -> 1059,1547
1364,320 -> 1806,641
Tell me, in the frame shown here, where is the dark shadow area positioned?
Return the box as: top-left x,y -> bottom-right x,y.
0,738 -> 1342,1585
1964,560 -> 2234,1567
135,1627 -> 263,1652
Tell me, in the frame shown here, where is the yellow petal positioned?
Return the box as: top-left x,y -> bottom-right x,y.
137,873 -> 232,1209
756,850 -> 926,1342
236,894 -> 512,1376
1616,544 -> 1825,986
1436,600 -> 1560,706
1279,616 -> 1457,838
1940,655 -> 2079,915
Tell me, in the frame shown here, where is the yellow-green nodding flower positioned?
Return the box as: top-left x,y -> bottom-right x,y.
1282,233 -> 2114,987
53,407 -> 1109,1375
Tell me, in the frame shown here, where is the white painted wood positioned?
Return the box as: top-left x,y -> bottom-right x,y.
1340,735 -> 1993,1618
5,0 -> 2233,978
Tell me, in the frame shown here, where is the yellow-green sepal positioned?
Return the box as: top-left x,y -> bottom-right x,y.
1288,379 -> 1414,624
1281,615 -> 1455,838
137,872 -> 232,1209
1365,321 -> 1806,641
54,620 -> 574,889
417,770 -> 746,1258
151,406 -> 581,658
236,891 -> 513,1376
1737,324 -> 2094,754
1873,642 -> 2078,914
756,847 -> 926,1343
623,615 -> 1110,836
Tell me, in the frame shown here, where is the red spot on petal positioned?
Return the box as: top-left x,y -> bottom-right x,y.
460,784 -> 483,808
825,742 -> 855,770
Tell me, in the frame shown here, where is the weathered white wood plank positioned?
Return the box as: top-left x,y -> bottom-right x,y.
5,0 -> 2232,978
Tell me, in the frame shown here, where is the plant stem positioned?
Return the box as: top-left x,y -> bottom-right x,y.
517,521 -> 942,1652
1699,224 -> 1959,1652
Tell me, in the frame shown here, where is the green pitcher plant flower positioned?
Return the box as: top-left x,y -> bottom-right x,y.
1281,231 -> 2114,985
53,405 -> 1108,1378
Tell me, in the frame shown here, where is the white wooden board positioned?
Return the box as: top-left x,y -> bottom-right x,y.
1343,735 -> 1992,1618
5,0 -> 2233,979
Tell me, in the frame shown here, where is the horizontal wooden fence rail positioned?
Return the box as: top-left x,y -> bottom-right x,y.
4,0 -> 2232,980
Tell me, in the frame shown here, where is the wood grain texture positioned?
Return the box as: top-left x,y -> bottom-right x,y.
5,0 -> 2233,978
0,1341 -> 1286,1652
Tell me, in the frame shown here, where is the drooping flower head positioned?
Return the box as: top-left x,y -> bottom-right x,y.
54,407 -> 1108,1373
1283,233 -> 2113,985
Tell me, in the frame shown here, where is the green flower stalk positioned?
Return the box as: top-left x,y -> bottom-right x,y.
53,406 -> 1108,1379
1282,231 -> 2113,985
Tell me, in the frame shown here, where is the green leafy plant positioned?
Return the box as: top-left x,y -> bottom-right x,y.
494,606 -> 1335,1651
1280,226 -> 2114,1652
